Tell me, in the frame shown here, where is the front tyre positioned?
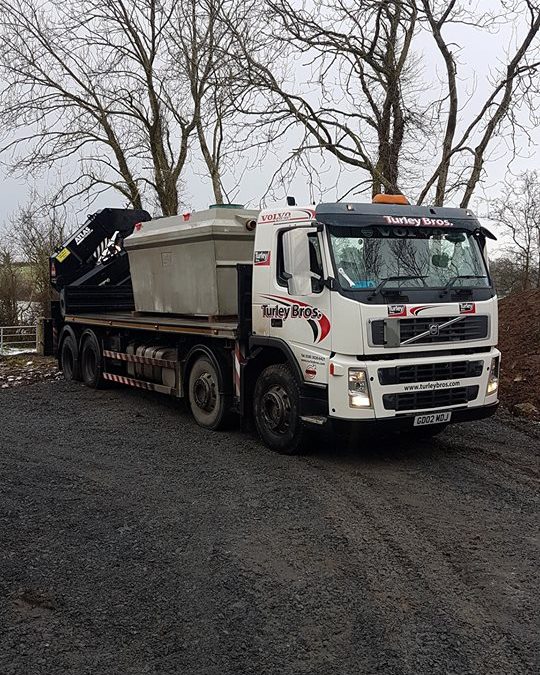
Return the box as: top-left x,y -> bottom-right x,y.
254,364 -> 306,454
188,356 -> 230,431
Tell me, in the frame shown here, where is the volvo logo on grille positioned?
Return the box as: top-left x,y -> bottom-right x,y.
398,315 -> 466,346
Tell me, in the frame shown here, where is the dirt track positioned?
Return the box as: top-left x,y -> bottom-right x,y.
0,380 -> 538,674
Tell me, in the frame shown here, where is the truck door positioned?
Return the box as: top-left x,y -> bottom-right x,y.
264,226 -> 332,385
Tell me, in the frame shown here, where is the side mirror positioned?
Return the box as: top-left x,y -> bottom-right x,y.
282,228 -> 313,296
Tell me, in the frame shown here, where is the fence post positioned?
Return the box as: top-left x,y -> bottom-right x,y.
0,326 -> 3,354
36,320 -> 44,355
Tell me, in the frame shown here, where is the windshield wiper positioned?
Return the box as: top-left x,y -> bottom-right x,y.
369,275 -> 427,298
441,275 -> 487,292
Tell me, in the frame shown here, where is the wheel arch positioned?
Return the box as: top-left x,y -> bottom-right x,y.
248,336 -> 303,382
242,336 -> 304,419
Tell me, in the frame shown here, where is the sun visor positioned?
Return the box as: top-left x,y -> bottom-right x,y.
315,202 -> 486,234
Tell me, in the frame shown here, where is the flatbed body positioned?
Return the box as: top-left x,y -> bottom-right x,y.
64,312 -> 239,339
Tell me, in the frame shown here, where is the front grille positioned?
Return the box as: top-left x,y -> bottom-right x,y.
378,360 -> 484,385
383,386 -> 479,411
371,315 -> 488,346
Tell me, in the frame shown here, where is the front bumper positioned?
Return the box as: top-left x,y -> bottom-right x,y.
330,402 -> 498,432
328,348 -> 500,421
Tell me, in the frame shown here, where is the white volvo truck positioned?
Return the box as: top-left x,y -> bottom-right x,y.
48,195 -> 500,453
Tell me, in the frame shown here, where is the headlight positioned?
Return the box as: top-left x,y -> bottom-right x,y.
486,356 -> 500,395
348,368 -> 372,408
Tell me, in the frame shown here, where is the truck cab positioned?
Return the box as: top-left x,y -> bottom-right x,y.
248,197 -> 499,449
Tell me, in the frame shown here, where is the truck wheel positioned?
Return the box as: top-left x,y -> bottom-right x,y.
253,364 -> 306,454
80,331 -> 104,389
60,334 -> 81,381
188,356 -> 229,430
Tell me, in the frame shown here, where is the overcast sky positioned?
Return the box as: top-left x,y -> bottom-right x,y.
0,0 -> 538,255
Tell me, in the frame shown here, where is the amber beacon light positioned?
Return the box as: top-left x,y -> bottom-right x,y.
372,193 -> 410,205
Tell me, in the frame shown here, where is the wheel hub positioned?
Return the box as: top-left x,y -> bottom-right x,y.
262,385 -> 291,434
193,372 -> 217,412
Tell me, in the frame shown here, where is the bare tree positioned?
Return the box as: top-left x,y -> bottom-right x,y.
226,0 -> 540,205
1,0 -> 537,212
0,0 -> 188,214
489,255 -> 529,297
0,0 -> 251,214
8,199 -> 67,318
417,0 -> 540,207
169,0 -> 253,203
226,0 -> 422,197
491,170 -> 540,290
0,245 -> 21,326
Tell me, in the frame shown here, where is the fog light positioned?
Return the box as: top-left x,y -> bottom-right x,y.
348,368 -> 372,408
486,356 -> 500,396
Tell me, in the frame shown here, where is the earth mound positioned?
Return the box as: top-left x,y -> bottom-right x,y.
498,290 -> 540,416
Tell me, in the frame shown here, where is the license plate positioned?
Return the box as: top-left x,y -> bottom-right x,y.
413,411 -> 452,426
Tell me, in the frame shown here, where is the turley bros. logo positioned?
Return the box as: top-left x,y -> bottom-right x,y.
254,250 -> 271,266
383,216 -> 453,227
388,304 -> 407,317
260,294 -> 331,343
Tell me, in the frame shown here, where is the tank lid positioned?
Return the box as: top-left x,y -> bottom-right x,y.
209,203 -> 244,209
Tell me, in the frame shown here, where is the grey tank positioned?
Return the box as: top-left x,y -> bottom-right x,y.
124,206 -> 259,316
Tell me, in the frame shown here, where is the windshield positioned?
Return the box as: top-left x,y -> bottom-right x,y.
328,225 -> 490,291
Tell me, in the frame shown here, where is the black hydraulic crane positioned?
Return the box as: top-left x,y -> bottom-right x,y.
50,208 -> 151,315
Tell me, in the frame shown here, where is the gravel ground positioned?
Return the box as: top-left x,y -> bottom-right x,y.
0,380 -> 538,675
0,355 -> 61,389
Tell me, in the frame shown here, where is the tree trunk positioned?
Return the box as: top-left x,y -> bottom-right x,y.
197,118 -> 224,204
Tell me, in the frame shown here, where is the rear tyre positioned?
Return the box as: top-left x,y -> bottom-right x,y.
188,356 -> 230,430
60,334 -> 81,381
59,288 -> 67,318
253,364 -> 306,455
80,331 -> 104,389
